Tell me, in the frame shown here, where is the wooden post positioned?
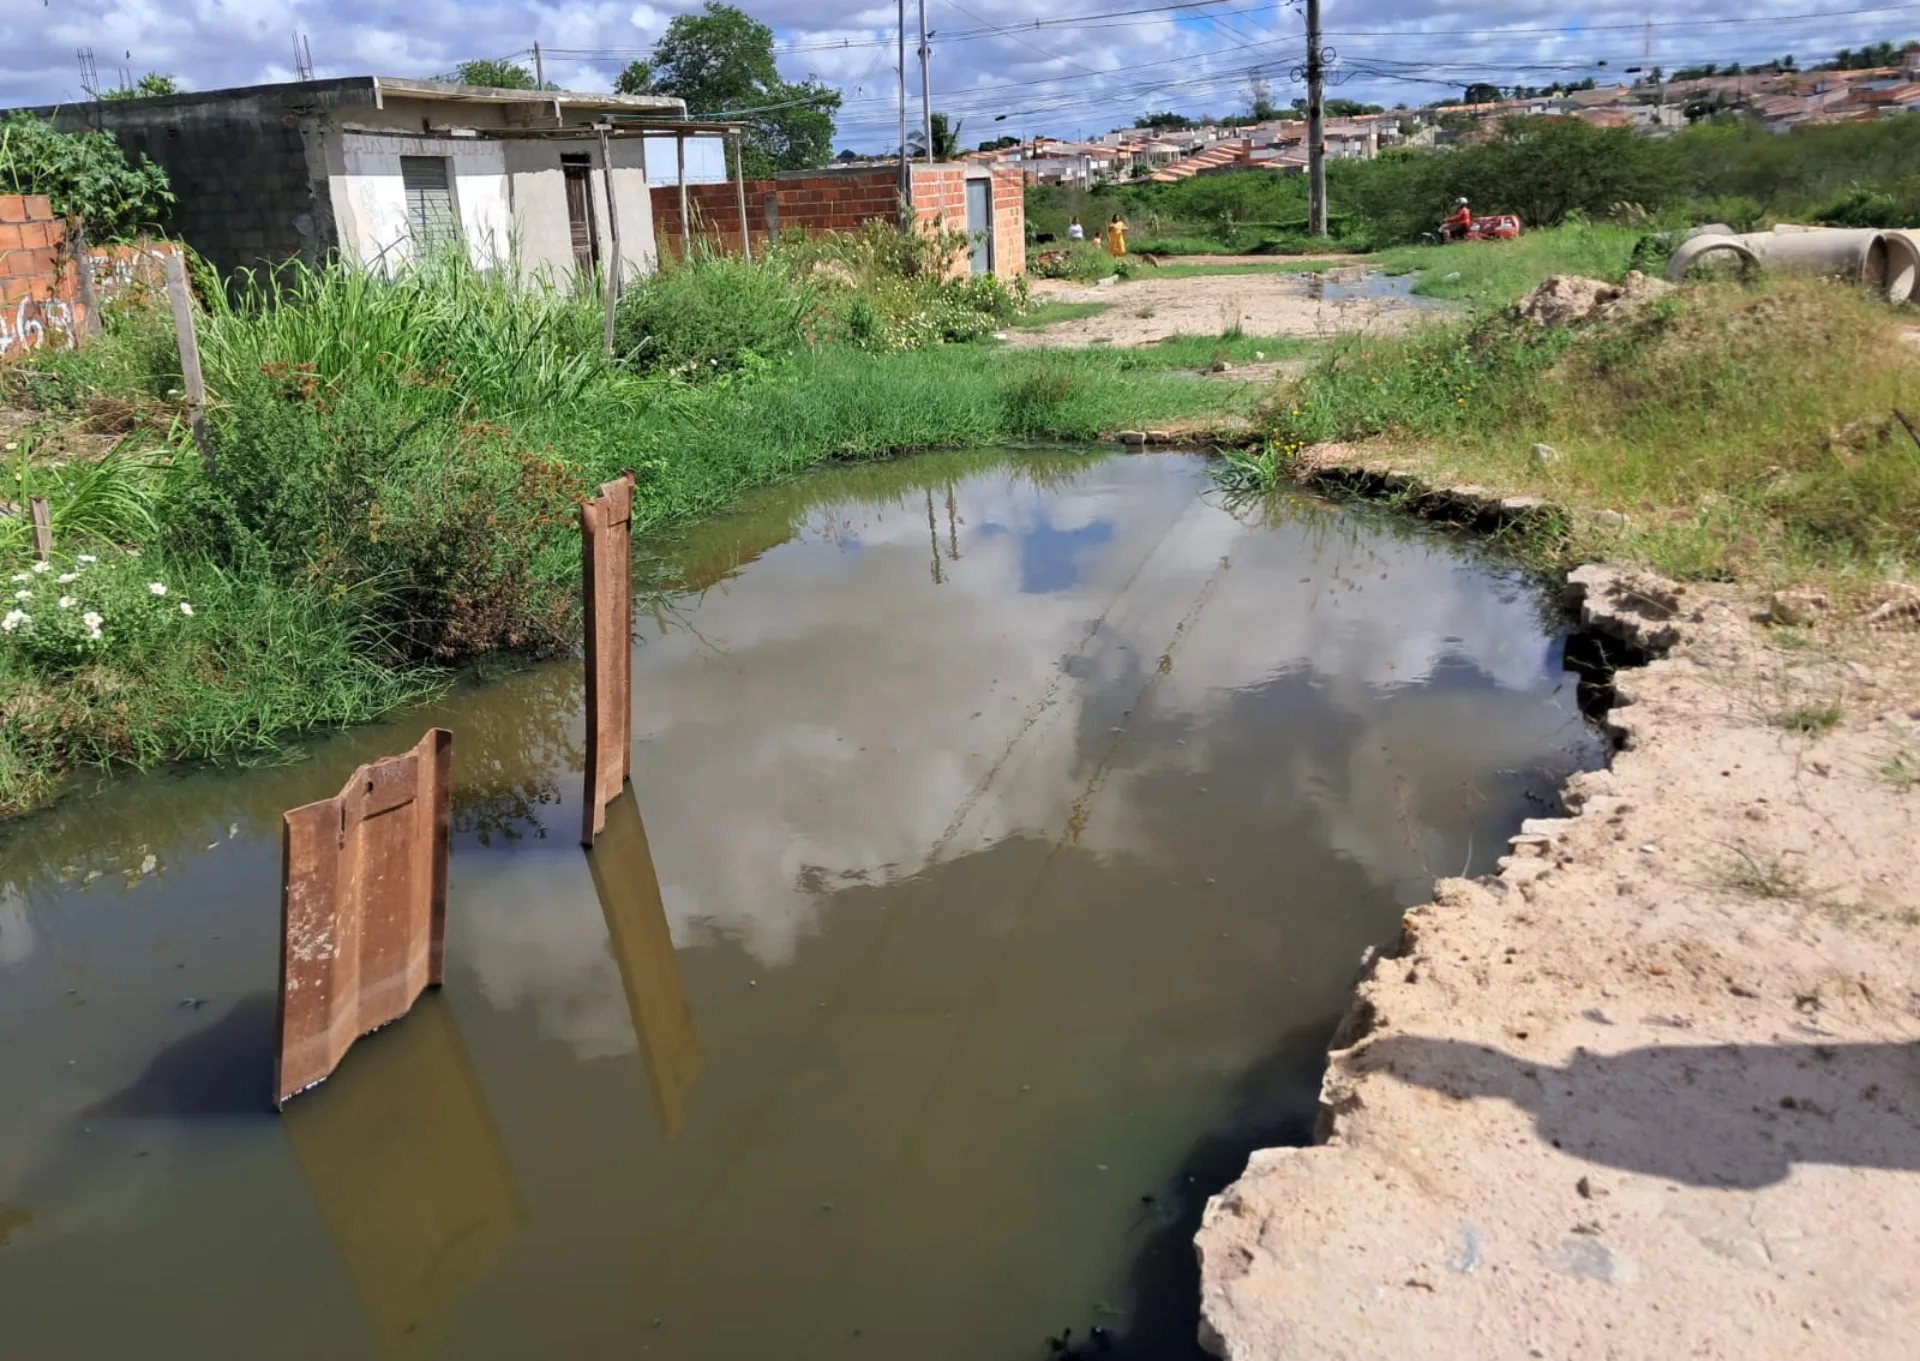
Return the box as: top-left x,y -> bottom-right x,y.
68,219 -> 102,339
676,132 -> 690,252
732,134 -> 752,263
162,251 -> 212,470
597,126 -> 624,356
28,496 -> 53,561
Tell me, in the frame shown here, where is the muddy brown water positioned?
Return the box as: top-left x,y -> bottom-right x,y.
0,449 -> 1603,1360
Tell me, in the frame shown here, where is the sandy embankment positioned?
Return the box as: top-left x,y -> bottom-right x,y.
1197,560 -> 1920,1359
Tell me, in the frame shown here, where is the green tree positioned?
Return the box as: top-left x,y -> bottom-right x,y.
455,59 -> 538,90
1134,111 -> 1195,131
613,3 -> 839,176
100,72 -> 179,101
1325,98 -> 1385,117
909,112 -> 963,161
0,112 -> 173,240
1462,82 -> 1503,104
978,134 -> 1020,152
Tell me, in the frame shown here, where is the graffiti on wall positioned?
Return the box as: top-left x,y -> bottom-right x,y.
0,296 -> 78,359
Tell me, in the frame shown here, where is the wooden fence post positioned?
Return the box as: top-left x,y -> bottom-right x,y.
68,219 -> 102,340
28,496 -> 53,561
162,251 -> 213,471
733,134 -> 752,263
598,125 -> 624,357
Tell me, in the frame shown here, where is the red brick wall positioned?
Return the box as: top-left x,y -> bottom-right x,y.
0,194 -> 84,362
651,165 -> 1026,280
992,168 -> 1027,280
653,169 -> 904,262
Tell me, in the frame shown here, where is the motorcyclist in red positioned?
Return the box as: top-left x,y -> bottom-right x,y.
1440,197 -> 1472,241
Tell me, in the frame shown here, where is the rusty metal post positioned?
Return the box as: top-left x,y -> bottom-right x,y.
162,251 -> 213,470
28,496 -> 52,561
580,470 -> 637,846
587,787 -> 701,1138
277,728 -> 454,1106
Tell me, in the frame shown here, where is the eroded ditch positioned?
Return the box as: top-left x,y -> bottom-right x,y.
0,447 -> 1606,1359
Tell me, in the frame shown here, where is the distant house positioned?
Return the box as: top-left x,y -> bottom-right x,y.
6,77 -> 734,282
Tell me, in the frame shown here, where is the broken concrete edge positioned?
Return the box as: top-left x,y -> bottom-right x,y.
1191,472 -> 1687,1353
1108,423 -> 1259,448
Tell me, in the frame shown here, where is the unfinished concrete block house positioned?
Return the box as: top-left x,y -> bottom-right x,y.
13,77 -> 734,282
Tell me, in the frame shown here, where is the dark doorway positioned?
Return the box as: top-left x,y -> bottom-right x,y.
561,154 -> 599,278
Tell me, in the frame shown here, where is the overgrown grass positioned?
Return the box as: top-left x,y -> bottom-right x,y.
1013,300 -> 1113,329
1119,334 -> 1315,369
1372,224 -> 1645,307
1,245 -> 1251,814
1263,271 -> 1920,593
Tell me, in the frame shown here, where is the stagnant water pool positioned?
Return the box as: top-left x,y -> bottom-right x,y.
0,449 -> 1604,1359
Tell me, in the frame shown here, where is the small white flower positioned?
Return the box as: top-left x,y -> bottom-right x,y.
1,609 -> 28,633
30,561 -> 51,575
178,601 -> 194,617
57,572 -> 78,584
57,596 -> 75,609
2,441 -> 16,451
84,628 -> 102,641
11,589 -> 27,602
81,611 -> 103,630
9,572 -> 26,584
76,554 -> 97,564
147,581 -> 168,596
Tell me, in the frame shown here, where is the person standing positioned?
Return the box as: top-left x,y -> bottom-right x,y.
1105,212 -> 1128,257
1068,216 -> 1085,241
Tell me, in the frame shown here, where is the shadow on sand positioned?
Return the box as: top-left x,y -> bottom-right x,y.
1350,1035 -> 1920,1190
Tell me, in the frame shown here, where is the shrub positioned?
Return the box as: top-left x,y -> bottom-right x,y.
178,370 -> 582,660
0,112 -> 174,241
615,253 -> 815,376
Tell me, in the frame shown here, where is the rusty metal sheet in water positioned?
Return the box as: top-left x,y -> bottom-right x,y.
588,786 -> 701,1138
284,991 -> 524,1359
277,729 -> 453,1106
581,470 -> 637,846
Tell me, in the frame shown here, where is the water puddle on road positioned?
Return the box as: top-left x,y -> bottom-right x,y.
1303,269 -> 1439,304
0,449 -> 1603,1360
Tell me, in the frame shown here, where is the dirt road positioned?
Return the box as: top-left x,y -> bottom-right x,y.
1007,266 -> 1449,349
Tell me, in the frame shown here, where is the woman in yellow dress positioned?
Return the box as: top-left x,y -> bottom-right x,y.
1105,212 -> 1128,257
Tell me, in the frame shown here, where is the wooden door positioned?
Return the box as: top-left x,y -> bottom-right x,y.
562,157 -> 598,278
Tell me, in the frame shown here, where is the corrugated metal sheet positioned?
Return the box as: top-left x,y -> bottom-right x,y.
277,728 -> 453,1105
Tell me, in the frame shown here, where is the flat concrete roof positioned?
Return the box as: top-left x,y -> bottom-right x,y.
5,75 -> 685,121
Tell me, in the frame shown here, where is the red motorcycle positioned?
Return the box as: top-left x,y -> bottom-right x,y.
1425,213 -> 1524,244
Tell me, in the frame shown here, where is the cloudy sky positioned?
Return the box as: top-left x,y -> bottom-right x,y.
3,1 -> 1914,150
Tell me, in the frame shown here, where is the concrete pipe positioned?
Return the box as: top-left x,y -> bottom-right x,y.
1882,230 -> 1920,302
1666,226 -> 1919,303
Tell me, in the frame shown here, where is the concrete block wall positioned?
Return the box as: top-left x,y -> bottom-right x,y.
69,98 -> 324,279
0,195 -> 83,362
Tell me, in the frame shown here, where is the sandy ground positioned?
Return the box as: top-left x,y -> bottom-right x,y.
1006,267 -> 1444,349
1196,560 -> 1920,1358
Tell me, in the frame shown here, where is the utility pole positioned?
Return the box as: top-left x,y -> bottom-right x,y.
918,0 -> 934,163
533,41 -> 544,90
1305,0 -> 1327,236
897,0 -> 911,216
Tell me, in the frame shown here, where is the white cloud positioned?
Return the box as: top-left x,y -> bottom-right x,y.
2,0 -> 1903,145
